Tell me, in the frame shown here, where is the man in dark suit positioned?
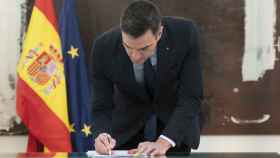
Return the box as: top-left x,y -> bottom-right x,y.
90,0 -> 203,156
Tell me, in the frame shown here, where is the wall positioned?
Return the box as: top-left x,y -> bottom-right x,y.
0,0 -> 26,134
1,0 -> 280,154
75,0 -> 280,134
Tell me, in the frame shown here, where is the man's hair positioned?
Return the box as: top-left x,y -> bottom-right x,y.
120,0 -> 162,38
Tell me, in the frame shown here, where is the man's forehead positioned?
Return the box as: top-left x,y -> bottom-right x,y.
122,31 -> 156,49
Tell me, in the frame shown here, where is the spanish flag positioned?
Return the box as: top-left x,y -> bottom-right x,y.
16,0 -> 72,152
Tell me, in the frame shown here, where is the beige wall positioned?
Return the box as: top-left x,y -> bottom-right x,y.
0,0 -> 25,131
0,0 -> 280,153
1,1 -> 280,154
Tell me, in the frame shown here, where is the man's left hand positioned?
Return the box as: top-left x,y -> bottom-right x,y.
128,138 -> 172,156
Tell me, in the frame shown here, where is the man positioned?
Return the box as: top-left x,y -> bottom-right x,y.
90,0 -> 203,156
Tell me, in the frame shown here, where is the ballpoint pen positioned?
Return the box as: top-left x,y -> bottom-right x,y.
106,135 -> 112,155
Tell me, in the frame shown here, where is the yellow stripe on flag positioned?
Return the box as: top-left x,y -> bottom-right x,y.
53,152 -> 68,158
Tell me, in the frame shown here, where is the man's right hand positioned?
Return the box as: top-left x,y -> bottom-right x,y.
94,133 -> 116,155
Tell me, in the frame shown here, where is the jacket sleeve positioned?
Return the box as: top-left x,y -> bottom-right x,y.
162,22 -> 203,149
89,39 -> 114,139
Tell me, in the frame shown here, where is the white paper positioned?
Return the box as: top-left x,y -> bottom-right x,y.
87,150 -> 139,157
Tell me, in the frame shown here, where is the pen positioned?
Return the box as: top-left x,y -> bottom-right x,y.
106,135 -> 112,155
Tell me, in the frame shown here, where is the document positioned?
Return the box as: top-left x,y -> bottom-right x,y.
87,150 -> 148,157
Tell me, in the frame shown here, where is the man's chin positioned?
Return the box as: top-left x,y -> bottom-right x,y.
132,60 -> 145,64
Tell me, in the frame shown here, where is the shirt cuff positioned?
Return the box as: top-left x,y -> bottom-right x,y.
159,135 -> 176,147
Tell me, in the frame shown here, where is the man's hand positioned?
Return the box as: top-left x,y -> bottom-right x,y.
94,133 -> 116,155
128,138 -> 172,156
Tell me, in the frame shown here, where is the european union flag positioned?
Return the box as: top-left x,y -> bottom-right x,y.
59,0 -> 93,151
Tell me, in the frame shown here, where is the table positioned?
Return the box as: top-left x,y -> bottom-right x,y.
1,152 -> 279,158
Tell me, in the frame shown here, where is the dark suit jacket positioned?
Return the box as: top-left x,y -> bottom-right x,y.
90,17 -> 203,149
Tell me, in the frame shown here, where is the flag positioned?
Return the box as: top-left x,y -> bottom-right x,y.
59,0 -> 94,151
16,152 -> 68,158
17,152 -> 87,158
16,0 -> 72,152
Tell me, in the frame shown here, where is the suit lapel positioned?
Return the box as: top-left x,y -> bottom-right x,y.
154,25 -> 174,101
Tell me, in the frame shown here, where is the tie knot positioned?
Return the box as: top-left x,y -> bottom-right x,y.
144,58 -> 156,72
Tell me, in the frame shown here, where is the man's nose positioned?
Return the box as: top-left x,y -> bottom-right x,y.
131,51 -> 143,60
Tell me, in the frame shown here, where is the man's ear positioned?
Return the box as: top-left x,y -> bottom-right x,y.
157,26 -> 164,40
160,25 -> 163,34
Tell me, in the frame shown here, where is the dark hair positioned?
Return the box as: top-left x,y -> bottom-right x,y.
120,0 -> 162,38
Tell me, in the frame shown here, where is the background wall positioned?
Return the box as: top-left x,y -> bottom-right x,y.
0,0 -> 280,153
0,0 -> 26,135
73,0 -> 280,135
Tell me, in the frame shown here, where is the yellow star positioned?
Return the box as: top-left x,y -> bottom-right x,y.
81,124 -> 92,137
67,45 -> 79,59
69,123 -> 75,133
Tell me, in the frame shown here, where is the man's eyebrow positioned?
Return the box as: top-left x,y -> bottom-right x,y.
122,42 -> 132,49
139,45 -> 151,50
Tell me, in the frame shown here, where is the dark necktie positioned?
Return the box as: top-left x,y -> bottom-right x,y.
144,58 -> 156,100
143,58 -> 157,141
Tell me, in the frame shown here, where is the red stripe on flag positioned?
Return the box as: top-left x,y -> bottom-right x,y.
16,78 -> 72,152
17,152 -> 55,158
35,0 -> 58,32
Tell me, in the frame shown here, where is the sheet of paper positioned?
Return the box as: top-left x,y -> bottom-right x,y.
87,150 -> 138,157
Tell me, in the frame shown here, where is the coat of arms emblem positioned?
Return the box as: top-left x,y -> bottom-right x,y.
27,52 -> 56,85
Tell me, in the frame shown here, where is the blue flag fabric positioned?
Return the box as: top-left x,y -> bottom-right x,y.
59,0 -> 93,151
